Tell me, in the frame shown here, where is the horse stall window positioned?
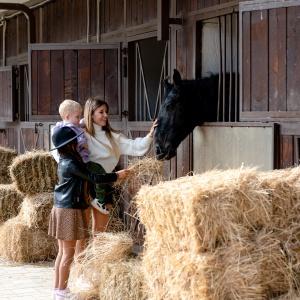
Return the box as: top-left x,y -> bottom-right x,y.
128,38 -> 168,121
196,13 -> 239,122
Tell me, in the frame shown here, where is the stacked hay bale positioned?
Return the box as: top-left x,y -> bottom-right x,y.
0,184 -> 23,223
69,232 -> 144,300
136,167 -> 300,300
0,151 -> 58,263
0,146 -> 17,184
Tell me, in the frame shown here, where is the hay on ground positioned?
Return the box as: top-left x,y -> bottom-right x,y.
0,146 -> 17,184
98,259 -> 145,300
18,192 -> 53,231
0,217 -> 57,263
69,232 -> 133,299
0,184 -> 23,223
10,150 -> 57,195
137,168 -> 271,253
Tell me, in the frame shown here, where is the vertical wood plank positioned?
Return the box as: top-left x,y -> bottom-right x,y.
31,50 -> 38,115
287,6 -> 300,111
64,50 -> 78,101
91,49 -> 105,99
78,49 -> 91,106
269,8 -> 286,112
242,11 -> 251,112
50,50 -> 64,114
251,10 -> 268,111
37,50 -> 51,115
104,49 -> 119,115
280,135 -> 294,168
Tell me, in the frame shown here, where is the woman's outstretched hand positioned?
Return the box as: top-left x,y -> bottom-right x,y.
148,119 -> 158,138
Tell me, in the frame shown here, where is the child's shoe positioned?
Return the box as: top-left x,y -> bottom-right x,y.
91,198 -> 110,215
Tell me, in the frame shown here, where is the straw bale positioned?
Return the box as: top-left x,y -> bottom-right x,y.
0,184 -> 23,223
10,150 -> 57,195
255,230 -> 295,296
0,217 -> 57,263
18,192 -> 53,231
98,259 -> 145,300
260,167 -> 300,228
137,168 -> 271,253
0,146 -> 17,184
143,250 -> 221,300
69,232 -> 133,298
272,290 -> 300,299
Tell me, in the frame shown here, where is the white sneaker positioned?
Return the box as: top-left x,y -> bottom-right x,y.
91,199 -> 110,215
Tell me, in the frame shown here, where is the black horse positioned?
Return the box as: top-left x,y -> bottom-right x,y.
154,69 -> 236,160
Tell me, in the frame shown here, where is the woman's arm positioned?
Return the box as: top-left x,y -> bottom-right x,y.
118,119 -> 158,156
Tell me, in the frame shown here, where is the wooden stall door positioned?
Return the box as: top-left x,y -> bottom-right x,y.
0,66 -> 17,122
240,0 -> 300,121
29,44 -> 121,122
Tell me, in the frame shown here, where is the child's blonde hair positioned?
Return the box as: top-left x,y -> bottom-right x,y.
59,99 -> 82,119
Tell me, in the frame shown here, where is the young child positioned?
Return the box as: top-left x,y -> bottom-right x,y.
52,99 -> 111,215
49,126 -> 128,300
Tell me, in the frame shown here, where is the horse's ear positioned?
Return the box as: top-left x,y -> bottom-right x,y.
173,69 -> 182,86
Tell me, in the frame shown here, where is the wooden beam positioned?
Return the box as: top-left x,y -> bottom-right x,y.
157,0 -> 169,41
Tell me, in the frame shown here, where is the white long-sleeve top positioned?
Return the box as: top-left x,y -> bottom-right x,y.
85,123 -> 152,172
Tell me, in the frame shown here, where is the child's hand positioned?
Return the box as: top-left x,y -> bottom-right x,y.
116,169 -> 131,179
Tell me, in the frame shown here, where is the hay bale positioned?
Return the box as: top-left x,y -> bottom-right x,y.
143,237 -> 290,300
260,167 -> 300,228
255,231 -> 294,296
143,250 -> 221,300
69,232 -> 133,298
0,217 -> 57,263
98,259 -> 145,300
10,150 -> 57,195
18,192 -> 53,231
137,168 -> 271,253
0,146 -> 17,184
272,291 -> 300,299
0,184 -> 23,223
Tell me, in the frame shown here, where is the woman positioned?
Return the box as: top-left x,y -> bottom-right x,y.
84,97 -> 157,233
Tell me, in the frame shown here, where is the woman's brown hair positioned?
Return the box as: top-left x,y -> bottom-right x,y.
84,97 -> 120,157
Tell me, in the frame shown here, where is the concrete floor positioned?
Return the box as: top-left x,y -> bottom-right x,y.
0,258 -> 54,300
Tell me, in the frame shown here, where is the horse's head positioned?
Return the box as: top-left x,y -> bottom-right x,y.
155,69 -> 198,160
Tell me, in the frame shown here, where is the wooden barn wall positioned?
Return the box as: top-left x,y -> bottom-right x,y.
280,135 -> 294,169
241,6 -> 300,121
177,0 -> 235,12
30,48 -> 119,118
